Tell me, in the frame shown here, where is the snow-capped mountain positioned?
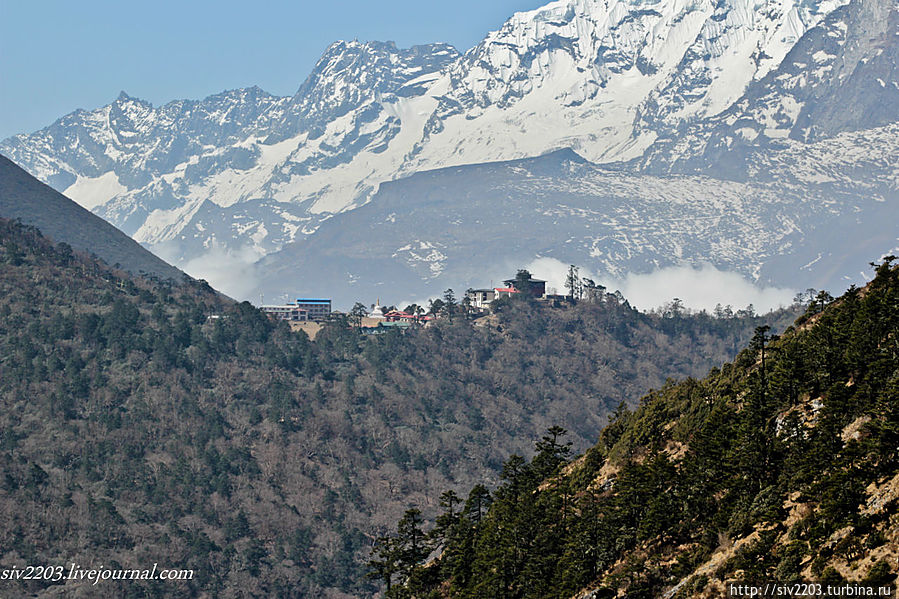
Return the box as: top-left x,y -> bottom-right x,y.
638,0 -> 899,175
1,41 -> 460,255
2,0 -> 897,303
407,0 -> 848,167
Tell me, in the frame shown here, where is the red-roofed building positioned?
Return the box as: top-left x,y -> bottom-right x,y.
493,287 -> 520,299
385,310 -> 413,322
384,310 -> 434,325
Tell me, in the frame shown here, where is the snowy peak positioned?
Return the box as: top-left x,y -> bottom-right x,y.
248,40 -> 460,146
299,40 -> 458,92
292,40 -> 459,116
107,93 -> 156,142
297,40 -> 460,96
403,0 -> 851,171
438,0 -> 841,116
115,90 -> 147,103
440,0 -> 642,111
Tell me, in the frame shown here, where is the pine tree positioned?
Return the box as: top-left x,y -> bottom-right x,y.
565,265 -> 582,300
367,535 -> 400,592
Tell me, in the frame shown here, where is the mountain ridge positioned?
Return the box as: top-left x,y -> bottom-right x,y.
0,155 -> 186,281
254,142 -> 897,308
2,0 -> 897,302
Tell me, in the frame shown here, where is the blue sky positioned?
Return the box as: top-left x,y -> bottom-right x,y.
0,0 -> 543,140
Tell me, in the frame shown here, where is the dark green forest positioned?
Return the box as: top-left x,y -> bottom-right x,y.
1,217 -> 802,597
376,259 -> 899,598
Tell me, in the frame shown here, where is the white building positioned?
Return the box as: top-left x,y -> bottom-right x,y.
260,304 -> 308,321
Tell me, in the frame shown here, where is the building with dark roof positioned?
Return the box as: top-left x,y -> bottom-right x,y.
503,272 -> 546,297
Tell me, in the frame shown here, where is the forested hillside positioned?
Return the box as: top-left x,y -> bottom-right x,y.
0,217 -> 799,597
379,259 -> 899,598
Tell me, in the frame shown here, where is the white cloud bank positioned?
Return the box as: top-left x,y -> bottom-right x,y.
526,258 -> 796,314
155,242 -> 262,301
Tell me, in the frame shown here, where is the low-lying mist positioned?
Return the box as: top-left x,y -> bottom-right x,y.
526,257 -> 796,314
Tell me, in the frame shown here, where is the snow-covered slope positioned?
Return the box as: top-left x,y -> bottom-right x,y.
1,0 -> 851,250
1,41 -> 461,256
638,0 -> 899,175
407,0 -> 847,167
2,0 -> 897,301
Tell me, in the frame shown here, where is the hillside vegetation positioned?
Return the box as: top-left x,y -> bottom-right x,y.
0,217 -> 799,597
378,259 -> 899,598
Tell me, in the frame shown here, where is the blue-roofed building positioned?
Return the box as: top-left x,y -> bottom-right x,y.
295,298 -> 332,322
